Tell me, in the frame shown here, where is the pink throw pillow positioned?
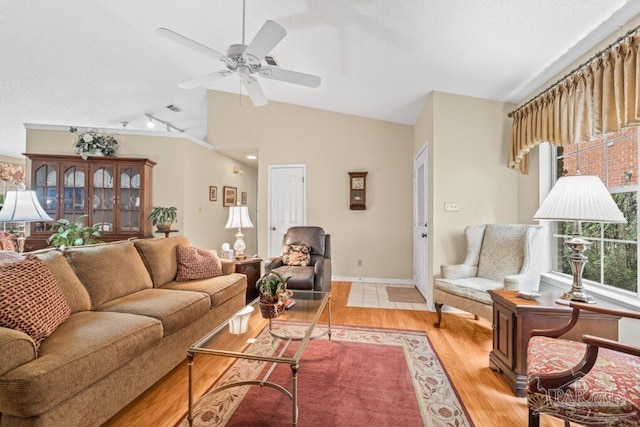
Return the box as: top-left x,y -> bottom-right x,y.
176,245 -> 223,281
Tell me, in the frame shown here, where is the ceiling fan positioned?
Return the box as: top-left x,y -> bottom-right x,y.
156,1 -> 321,107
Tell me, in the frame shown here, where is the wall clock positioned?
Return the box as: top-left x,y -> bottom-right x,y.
348,172 -> 367,210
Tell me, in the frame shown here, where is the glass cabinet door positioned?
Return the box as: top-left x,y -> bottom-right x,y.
62,166 -> 86,223
33,163 -> 57,232
118,166 -> 141,233
92,166 -> 115,234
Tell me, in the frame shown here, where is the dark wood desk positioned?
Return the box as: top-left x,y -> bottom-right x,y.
488,289 -> 619,397
233,258 -> 262,302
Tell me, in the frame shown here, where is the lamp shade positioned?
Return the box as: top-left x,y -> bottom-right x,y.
0,190 -> 53,222
225,206 -> 254,229
534,175 -> 626,223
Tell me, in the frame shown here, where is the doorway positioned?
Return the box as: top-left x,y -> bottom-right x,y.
413,145 -> 429,299
268,164 -> 306,257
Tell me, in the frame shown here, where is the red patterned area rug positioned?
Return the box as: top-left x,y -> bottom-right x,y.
178,325 -> 474,426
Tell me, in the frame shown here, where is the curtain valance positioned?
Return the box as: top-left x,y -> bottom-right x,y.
509,34 -> 640,174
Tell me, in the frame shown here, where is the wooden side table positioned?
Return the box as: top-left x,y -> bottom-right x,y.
233,258 -> 262,302
488,289 -> 619,397
154,230 -> 179,238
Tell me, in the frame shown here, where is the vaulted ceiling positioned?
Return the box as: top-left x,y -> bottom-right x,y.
2,1 -> 639,158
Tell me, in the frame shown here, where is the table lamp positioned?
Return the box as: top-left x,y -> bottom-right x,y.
534,175 -> 626,303
225,205 -> 254,259
0,186 -> 53,253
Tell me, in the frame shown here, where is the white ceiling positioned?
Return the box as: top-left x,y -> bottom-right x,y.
1,0 -> 640,159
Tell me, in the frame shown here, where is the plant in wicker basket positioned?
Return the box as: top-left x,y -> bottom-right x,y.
256,271 -> 292,318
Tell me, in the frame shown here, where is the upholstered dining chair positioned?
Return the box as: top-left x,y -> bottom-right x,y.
433,224 -> 544,327
527,302 -> 640,427
264,226 -> 331,293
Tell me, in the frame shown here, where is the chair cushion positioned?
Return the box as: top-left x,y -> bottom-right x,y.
283,244 -> 311,266
162,273 -> 247,308
64,241 -> 153,309
434,277 -> 503,305
96,288 -> 210,336
271,266 -> 315,290
477,224 -> 528,282
0,257 -> 70,350
134,236 -> 190,287
283,226 -> 326,256
176,245 -> 223,281
527,336 -> 640,425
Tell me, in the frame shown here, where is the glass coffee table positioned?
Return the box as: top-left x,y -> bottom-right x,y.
186,290 -> 331,426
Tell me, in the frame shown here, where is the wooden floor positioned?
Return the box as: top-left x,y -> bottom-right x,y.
104,281 -> 563,426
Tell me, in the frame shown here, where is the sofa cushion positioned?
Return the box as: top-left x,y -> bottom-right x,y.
162,273 -> 247,307
64,241 -> 153,309
477,224 -> 528,282
283,244 -> 311,266
32,249 -> 91,313
0,256 -> 70,350
176,245 -> 223,281
96,288 -> 210,336
0,311 -> 163,417
0,327 -> 36,377
134,236 -> 190,287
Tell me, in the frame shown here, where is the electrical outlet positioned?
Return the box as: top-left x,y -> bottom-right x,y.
444,202 -> 459,212
357,259 -> 362,267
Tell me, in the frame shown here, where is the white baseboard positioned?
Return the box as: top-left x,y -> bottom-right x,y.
332,276 -> 415,285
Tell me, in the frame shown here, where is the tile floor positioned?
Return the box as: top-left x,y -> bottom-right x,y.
346,282 -> 430,311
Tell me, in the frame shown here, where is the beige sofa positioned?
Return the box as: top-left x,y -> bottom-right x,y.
0,236 -> 247,427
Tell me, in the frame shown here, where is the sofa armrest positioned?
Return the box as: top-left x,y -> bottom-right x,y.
265,257 -> 284,272
0,327 -> 36,376
440,264 -> 476,279
220,259 -> 235,275
503,273 -> 528,290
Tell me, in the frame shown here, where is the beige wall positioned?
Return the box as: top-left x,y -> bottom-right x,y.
24,127 -> 257,254
208,91 -> 414,279
413,92 -> 518,292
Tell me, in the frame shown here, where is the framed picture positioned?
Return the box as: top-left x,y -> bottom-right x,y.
223,186 -> 237,207
241,192 -> 247,205
209,186 -> 217,201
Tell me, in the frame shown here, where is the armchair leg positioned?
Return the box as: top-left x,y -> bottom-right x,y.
528,408 -> 540,427
434,303 -> 443,328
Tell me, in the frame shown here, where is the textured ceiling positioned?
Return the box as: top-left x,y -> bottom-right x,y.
1,0 -> 640,158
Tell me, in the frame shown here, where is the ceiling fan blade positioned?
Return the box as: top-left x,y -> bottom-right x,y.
178,70 -> 232,89
243,20 -> 286,63
259,67 -> 321,88
241,76 -> 268,107
156,28 -> 227,61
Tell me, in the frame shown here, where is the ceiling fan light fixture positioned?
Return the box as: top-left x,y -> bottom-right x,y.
146,117 -> 155,128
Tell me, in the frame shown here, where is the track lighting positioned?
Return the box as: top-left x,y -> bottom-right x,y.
144,114 -> 184,133
146,117 -> 155,128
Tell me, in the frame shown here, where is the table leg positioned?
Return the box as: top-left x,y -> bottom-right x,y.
291,363 -> 299,426
328,294 -> 332,339
187,352 -> 194,427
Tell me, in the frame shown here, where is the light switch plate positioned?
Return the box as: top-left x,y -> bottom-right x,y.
444,202 -> 459,212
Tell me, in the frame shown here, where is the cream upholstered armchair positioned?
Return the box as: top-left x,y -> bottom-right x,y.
433,224 -> 544,328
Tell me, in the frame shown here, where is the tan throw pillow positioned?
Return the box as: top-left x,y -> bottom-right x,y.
283,244 -> 311,266
0,256 -> 71,350
0,250 -> 24,266
176,245 -> 223,282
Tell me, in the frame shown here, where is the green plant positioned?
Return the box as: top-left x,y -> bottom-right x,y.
256,271 -> 291,303
70,127 -> 119,159
47,215 -> 102,249
148,206 -> 178,227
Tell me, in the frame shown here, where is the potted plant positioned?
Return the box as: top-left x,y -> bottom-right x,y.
256,271 -> 292,318
70,127 -> 119,160
47,215 -> 102,249
148,206 -> 178,232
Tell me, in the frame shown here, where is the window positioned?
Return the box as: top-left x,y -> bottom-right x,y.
552,127 -> 639,295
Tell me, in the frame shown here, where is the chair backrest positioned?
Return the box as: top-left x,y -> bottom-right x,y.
476,224 -> 542,282
282,226 -> 330,258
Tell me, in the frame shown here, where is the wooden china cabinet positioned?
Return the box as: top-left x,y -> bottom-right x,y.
24,153 -> 156,251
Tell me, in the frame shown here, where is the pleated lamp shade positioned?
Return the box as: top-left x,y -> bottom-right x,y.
534,175 -> 626,223
225,206 -> 254,229
0,190 -> 53,222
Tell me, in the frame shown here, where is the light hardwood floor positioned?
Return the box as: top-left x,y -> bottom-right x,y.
104,281 -> 562,426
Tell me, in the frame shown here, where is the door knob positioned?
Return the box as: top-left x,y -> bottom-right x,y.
271,227 -> 276,231
421,233 -> 427,238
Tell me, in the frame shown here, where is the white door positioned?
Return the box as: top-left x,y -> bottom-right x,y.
414,145 -> 429,299
268,165 -> 306,257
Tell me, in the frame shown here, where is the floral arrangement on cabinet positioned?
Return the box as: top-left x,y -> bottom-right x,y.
70,127 -> 119,160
